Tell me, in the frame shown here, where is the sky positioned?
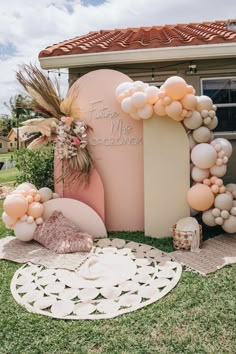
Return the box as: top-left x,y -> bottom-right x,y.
0,0 -> 236,115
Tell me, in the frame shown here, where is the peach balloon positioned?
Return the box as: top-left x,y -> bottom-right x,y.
3,194 -> 28,219
181,94 -> 197,110
26,195 -> 34,204
191,144 -> 217,169
165,101 -> 183,119
163,76 -> 187,100
211,185 -> 219,194
34,194 -> 41,202
187,183 -> 215,211
154,100 -> 166,116
11,189 -> 27,197
28,202 -> 44,218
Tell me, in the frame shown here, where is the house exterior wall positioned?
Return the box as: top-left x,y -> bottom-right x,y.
69,57 -> 236,183
8,130 -> 26,151
0,138 -> 9,153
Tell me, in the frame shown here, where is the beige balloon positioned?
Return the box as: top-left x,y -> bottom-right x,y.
192,126 -> 212,143
196,95 -> 213,112
191,166 -> 209,182
207,116 -> 218,130
202,209 -> 217,226
222,215 -> 236,233
214,193 -> 233,211
183,110 -> 202,130
210,164 -> 227,178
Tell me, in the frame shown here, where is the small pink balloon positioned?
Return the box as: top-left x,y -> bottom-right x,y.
157,91 -> 166,99
163,96 -> 172,106
26,195 -> 34,204
211,185 -> 219,194
215,179 -> 223,187
29,189 -> 37,197
28,202 -> 44,218
210,176 -> 218,184
186,85 -> 195,94
203,178 -> 211,186
27,215 -> 34,224
216,158 -> 223,166
219,186 -> 226,194
34,194 -> 41,202
154,100 -> 166,116
36,217 -> 43,225
181,94 -> 197,110
165,101 -> 183,119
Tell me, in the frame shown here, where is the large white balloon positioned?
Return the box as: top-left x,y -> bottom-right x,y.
214,193 -> 233,211
14,221 -> 37,241
191,166 -> 209,182
121,97 -> 136,113
145,86 -> 159,105
131,92 -> 147,108
115,82 -> 132,100
191,143 -> 217,169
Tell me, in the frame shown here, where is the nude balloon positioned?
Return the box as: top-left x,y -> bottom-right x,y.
183,110 -> 202,130
222,215 -> 236,233
14,221 -> 36,241
191,166 -> 209,182
2,212 -> 17,227
16,182 -> 36,192
27,202 -> 44,218
212,138 -> 232,158
38,187 -> 53,203
210,164 -> 227,178
191,144 -> 217,169
163,76 -> 187,100
115,82 -> 132,100
192,126 -> 212,143
196,95 -> 213,112
202,209 -> 217,226
3,194 -> 28,219
131,92 -> 147,108
188,133 -> 197,151
187,183 -> 215,211
214,193 -> 233,211
207,116 -> 218,130
121,97 -> 135,114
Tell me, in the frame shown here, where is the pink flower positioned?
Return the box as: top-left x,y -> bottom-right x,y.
65,116 -> 73,126
73,137 -> 81,145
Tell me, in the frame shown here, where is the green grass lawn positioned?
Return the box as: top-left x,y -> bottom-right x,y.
0,168 -> 18,185
0,152 -> 15,160
0,200 -> 235,354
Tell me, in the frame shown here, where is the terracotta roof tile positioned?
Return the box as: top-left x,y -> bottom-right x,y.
39,20 -> 236,58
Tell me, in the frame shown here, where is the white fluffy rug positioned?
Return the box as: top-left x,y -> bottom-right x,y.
11,238 -> 182,320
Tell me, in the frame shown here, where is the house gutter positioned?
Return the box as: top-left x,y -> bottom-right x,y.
39,43 -> 236,69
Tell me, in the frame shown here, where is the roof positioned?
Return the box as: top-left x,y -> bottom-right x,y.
0,136 -> 9,142
7,128 -> 33,142
39,20 -> 236,59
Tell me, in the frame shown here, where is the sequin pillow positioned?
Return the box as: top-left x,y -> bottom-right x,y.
33,211 -> 93,254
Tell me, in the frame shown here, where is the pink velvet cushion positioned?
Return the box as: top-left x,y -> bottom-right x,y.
33,211 -> 93,254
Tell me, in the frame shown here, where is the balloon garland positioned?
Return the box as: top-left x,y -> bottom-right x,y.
116,76 -> 236,233
2,183 -> 59,241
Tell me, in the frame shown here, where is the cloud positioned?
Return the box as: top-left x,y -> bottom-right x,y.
0,0 -> 236,114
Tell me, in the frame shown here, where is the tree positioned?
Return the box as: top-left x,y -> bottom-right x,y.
8,94 -> 37,123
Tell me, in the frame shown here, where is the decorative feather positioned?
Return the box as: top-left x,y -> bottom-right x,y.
27,86 -> 59,118
27,135 -> 55,150
60,95 -> 80,120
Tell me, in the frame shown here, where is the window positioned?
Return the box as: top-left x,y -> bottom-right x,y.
0,143 -> 2,148
201,78 -> 236,132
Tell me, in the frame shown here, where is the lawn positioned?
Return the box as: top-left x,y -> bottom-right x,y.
0,152 -> 15,160
0,198 -> 235,354
0,168 -> 18,185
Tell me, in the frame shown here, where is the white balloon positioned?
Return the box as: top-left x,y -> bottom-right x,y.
210,164 -> 227,178
131,92 -> 147,108
115,82 -> 132,100
145,86 -> 159,105
14,221 -> 37,241
202,209 -> 217,226
226,184 -> 236,193
137,104 -> 153,119
121,97 -> 136,114
191,144 -> 217,169
2,212 -> 17,227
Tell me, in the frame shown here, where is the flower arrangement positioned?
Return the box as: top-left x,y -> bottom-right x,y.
16,64 -> 92,185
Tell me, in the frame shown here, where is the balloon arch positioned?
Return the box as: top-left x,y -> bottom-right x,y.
115,76 -> 236,234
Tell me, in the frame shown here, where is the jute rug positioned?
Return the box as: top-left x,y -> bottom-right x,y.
10,238 -> 182,320
0,236 -> 92,271
170,234 -> 236,276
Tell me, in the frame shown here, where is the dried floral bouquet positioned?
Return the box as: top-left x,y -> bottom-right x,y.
16,64 -> 92,185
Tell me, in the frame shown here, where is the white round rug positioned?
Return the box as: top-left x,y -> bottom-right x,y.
11,238 -> 182,320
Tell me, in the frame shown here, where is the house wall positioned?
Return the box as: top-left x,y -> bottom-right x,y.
0,139 -> 8,153
69,57 -> 236,183
8,130 -> 25,151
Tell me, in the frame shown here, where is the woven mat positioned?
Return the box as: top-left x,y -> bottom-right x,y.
10,238 -> 182,320
169,234 -> 236,275
0,236 -> 93,271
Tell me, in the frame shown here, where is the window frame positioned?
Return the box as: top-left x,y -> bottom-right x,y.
200,76 -> 236,135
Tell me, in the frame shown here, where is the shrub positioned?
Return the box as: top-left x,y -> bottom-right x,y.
14,145 -> 54,189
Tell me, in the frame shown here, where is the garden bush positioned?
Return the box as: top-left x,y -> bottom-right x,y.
14,145 -> 54,189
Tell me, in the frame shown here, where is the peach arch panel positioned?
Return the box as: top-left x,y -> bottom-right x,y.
66,69 -> 144,231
